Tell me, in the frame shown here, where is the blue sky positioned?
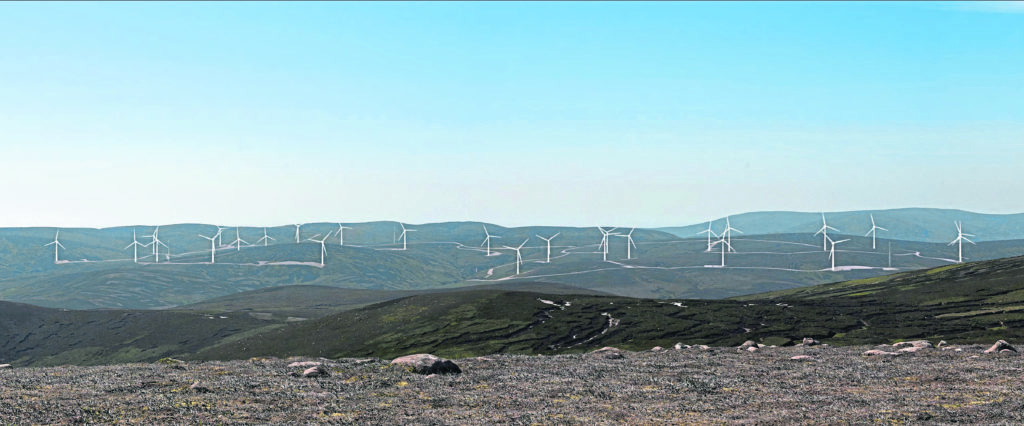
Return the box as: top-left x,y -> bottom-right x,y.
1,2 -> 1022,228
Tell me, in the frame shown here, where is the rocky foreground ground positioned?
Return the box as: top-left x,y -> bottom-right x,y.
2,342 -> 1023,424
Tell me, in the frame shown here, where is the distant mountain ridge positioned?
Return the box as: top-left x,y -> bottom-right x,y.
658,208 -> 1024,243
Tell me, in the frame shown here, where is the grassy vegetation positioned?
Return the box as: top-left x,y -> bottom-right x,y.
7,254 -> 1024,367
2,346 -> 1023,424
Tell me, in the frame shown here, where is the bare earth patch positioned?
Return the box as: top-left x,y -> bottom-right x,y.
2,345 -> 1023,424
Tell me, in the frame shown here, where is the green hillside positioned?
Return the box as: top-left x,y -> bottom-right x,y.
194,254 -> 1024,361
659,208 -> 1024,243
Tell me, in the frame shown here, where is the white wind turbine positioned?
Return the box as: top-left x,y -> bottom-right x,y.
44,230 -> 65,264
827,236 -> 851,272
198,227 -> 223,264
536,232 -> 559,263
502,238 -> 529,275
616,228 -> 638,260
597,227 -> 619,262
697,220 -> 719,252
144,226 -> 169,263
864,214 -> 888,250
814,213 -> 839,252
481,225 -> 502,256
230,227 -> 248,251
256,227 -> 275,246
948,221 -> 975,264
397,223 -> 415,250
124,229 -> 144,263
309,231 -> 334,266
294,223 -> 304,244
215,226 -> 229,247
709,234 -> 734,267
337,223 -> 352,246
721,217 -> 742,247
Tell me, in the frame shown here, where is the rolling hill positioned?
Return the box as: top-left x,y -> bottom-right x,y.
194,254 -> 1024,362
658,208 -> 1024,243
5,252 -> 1024,367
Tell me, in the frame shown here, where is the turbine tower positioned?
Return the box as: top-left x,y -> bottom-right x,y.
397,223 -> 415,250
310,231 -> 334,266
948,221 -> 975,264
597,227 -> 618,262
44,230 -> 65,264
502,238 -> 529,275
294,224 -> 304,244
721,217 -> 742,247
709,235 -> 734,267
216,226 -> 229,247
827,236 -> 851,271
144,226 -> 169,263
481,225 -> 502,256
536,232 -> 560,263
814,213 -> 839,252
230,227 -> 248,251
697,220 -> 719,252
337,223 -> 352,246
616,228 -> 638,260
198,227 -> 222,264
256,227 -> 275,246
864,214 -> 888,250
124,229 -> 144,263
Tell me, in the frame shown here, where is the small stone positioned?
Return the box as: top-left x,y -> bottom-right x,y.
189,381 -> 211,393
287,361 -> 322,368
790,355 -> 814,361
801,338 -> 820,346
303,366 -> 330,378
985,340 -> 1017,354
862,350 -> 900,357
696,345 -> 711,350
0,364 -> 11,369
589,347 -> 626,360
390,354 -> 462,374
938,340 -> 948,347
1001,349 -> 1015,354
673,343 -> 689,350
894,340 -> 932,350
746,346 -> 758,352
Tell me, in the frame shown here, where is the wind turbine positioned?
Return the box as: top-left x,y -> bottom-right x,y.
144,226 -> 169,263
309,231 -> 334,266
709,235 -> 734,267
256,227 -> 275,246
230,227 -> 248,251
397,223 -> 415,250
337,223 -> 352,246
864,214 -> 888,250
536,232 -> 559,263
597,227 -> 619,262
502,238 -> 529,275
215,226 -> 229,247
827,236 -> 851,271
721,217 -> 742,247
294,224 -> 304,244
198,227 -> 222,264
697,220 -> 719,252
124,229 -> 144,263
44,230 -> 65,264
948,221 -> 975,264
616,228 -> 638,260
814,213 -> 839,252
481,225 -> 502,256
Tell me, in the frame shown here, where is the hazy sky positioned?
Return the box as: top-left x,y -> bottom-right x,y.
1,2 -> 1022,228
